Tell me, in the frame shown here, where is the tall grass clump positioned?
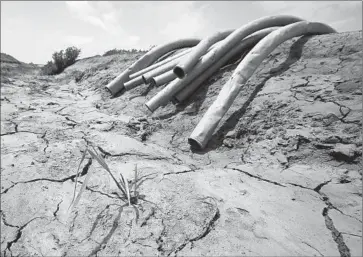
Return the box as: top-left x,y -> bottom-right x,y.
68,144 -> 141,212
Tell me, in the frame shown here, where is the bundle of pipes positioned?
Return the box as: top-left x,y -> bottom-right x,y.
105,15 -> 336,150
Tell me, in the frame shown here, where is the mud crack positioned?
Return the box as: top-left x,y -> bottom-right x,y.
1,211 -> 18,228
96,145 -> 175,162
3,217 -> 46,257
41,131 -> 49,153
288,179 -> 359,257
1,158 -> 92,194
302,241 -> 324,256
53,200 -> 63,219
156,219 -> 167,255
323,207 -> 351,257
163,169 -> 200,176
228,167 -> 286,187
171,205 -> 220,256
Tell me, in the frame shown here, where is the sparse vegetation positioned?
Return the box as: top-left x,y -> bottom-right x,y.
0,53 -> 21,64
41,46 -> 81,75
103,48 -> 145,56
68,143 -> 143,213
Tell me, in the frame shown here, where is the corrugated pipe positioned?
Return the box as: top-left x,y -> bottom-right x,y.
173,30 -> 234,79
129,49 -> 191,80
106,38 -> 200,95
145,15 -> 303,112
174,27 -> 278,103
188,21 -> 336,150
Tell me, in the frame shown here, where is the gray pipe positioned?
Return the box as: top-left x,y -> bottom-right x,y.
129,49 -> 191,80
188,21 -> 336,149
174,27 -> 277,103
141,54 -> 188,85
106,38 -> 200,95
150,70 -> 177,87
173,30 -> 234,79
145,15 -> 303,112
128,41 -> 220,90
123,76 -> 145,90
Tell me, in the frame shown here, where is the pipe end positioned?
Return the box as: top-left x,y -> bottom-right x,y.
150,78 -> 157,87
173,66 -> 185,79
145,102 -> 155,113
188,137 -> 203,151
106,82 -> 124,96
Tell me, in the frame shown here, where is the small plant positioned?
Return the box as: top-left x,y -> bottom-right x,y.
68,144 -> 139,212
67,142 -> 161,226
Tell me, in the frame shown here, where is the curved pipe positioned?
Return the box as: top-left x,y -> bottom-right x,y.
145,15 -> 303,112
156,49 -> 179,62
174,27 -> 277,103
173,16 -> 303,79
173,30 -> 234,79
129,49 -> 191,80
106,38 -> 200,95
128,40 -> 223,91
188,21 -> 336,150
150,70 -> 177,87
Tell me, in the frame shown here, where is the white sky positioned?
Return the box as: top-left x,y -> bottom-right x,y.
1,1 -> 362,64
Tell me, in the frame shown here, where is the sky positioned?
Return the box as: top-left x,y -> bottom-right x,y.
1,1 -> 362,64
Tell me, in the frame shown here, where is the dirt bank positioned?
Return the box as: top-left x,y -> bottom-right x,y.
1,31 -> 362,256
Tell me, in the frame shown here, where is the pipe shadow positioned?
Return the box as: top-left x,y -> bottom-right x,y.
110,87 -> 126,99
190,35 -> 314,154
176,53 -> 244,117
151,68 -> 229,120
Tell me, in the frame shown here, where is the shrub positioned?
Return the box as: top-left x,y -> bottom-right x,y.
103,48 -> 146,57
63,47 -> 81,67
41,46 -> 81,75
103,48 -> 124,56
40,61 -> 57,75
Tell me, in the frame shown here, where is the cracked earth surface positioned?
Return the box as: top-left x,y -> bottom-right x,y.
1,31 -> 362,256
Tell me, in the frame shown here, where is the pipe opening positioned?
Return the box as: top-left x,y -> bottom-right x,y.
188,137 -> 203,150
173,66 -> 185,79
105,86 -> 113,95
150,79 -> 157,87
145,103 -> 154,113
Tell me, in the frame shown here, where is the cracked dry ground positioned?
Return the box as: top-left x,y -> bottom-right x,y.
1,31 -> 362,257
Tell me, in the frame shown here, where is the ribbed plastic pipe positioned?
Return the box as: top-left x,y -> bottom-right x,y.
145,15 -> 304,112
173,29 -> 234,79
188,21 -> 336,150
105,38 -> 200,95
174,27 -> 277,103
